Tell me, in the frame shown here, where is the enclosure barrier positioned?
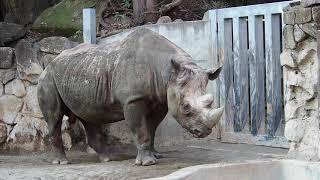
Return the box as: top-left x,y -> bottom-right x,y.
207,1 -> 291,147
96,1 -> 291,148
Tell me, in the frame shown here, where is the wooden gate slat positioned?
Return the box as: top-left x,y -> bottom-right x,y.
265,14 -> 283,136
233,17 -> 250,131
232,18 -> 241,132
239,18 -> 250,131
248,15 -> 265,135
220,18 -> 234,132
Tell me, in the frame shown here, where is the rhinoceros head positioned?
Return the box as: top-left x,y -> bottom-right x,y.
167,55 -> 224,138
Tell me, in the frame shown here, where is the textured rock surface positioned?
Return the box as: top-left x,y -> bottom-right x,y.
38,37 -> 78,54
302,0 -> 320,7
294,24 -> 307,42
280,50 -> 296,68
0,33 -> 79,152
283,10 -> 295,25
299,23 -> 317,38
7,114 -> 48,151
40,54 -> 57,68
284,25 -> 296,49
294,7 -> 312,24
312,6 -> 320,23
157,16 -> 172,24
0,95 -> 23,125
174,19 -> 183,23
0,68 -> 16,85
0,84 -> 3,96
32,0 -> 97,36
5,79 -> 26,98
0,122 -> 7,144
0,47 -> 14,69
0,22 -> 27,45
15,39 -> 43,84
281,3 -> 320,161
21,86 -> 43,118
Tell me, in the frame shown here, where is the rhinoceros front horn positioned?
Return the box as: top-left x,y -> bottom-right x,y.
204,107 -> 224,129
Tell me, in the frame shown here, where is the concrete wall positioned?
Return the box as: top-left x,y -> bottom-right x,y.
98,20 -> 221,146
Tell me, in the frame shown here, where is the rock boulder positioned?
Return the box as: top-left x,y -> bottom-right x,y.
0,47 -> 14,69
15,39 -> 43,84
38,36 -> 78,54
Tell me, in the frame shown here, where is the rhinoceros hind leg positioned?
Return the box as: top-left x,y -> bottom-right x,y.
38,71 -> 68,165
81,120 -> 109,162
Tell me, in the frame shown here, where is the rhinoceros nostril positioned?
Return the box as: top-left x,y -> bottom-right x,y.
193,129 -> 202,136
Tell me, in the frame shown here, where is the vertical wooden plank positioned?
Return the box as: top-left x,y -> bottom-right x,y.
208,10 -> 219,107
233,17 -> 250,132
208,10 -> 222,138
265,14 -> 282,137
239,18 -> 249,131
219,16 -> 234,133
232,18 -> 241,132
248,15 -> 265,135
231,18 -> 239,132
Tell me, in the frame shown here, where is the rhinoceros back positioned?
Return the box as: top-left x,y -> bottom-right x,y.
49,42 -> 122,121
45,28 -> 187,122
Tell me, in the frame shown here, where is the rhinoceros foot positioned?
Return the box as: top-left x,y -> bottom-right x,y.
48,150 -> 69,165
52,158 -> 69,165
151,148 -> 163,159
135,149 -> 158,166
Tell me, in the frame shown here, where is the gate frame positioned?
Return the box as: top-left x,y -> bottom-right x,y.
205,1 -> 293,148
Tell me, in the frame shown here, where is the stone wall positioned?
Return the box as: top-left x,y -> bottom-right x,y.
281,2 -> 320,161
0,37 -> 78,153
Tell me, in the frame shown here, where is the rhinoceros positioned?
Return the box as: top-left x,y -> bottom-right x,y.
37,28 -> 223,166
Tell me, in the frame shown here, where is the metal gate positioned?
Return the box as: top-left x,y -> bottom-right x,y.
206,2 -> 291,148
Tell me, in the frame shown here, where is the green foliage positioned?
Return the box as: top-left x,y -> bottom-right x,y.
114,11 -> 126,20
122,0 -> 132,9
32,0 -> 96,36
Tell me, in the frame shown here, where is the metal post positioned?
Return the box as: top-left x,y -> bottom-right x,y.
83,8 -> 96,44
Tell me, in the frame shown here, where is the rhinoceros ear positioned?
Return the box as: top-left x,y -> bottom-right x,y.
171,57 -> 183,71
207,66 -> 222,80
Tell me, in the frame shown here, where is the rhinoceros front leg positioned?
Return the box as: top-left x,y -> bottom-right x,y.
147,104 -> 168,159
124,99 -> 157,166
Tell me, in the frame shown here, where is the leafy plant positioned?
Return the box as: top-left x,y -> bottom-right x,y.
122,0 -> 132,8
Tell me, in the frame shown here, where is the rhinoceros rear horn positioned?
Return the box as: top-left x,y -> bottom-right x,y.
207,66 -> 223,80
204,107 -> 224,129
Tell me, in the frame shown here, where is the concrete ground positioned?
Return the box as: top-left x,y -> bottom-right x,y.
0,141 -> 288,180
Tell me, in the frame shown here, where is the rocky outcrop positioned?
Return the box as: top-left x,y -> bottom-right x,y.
15,40 -> 43,84
156,16 -> 172,24
0,0 -> 60,25
282,2 -> 320,161
0,47 -> 14,69
0,36 -> 78,152
38,36 -> 78,54
32,0 -> 97,36
0,22 -> 27,46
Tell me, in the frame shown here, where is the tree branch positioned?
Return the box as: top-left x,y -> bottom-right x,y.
159,0 -> 183,14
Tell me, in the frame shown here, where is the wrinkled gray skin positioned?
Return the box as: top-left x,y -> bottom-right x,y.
37,28 -> 223,166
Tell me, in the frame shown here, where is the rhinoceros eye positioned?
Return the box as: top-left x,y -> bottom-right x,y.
182,103 -> 192,115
